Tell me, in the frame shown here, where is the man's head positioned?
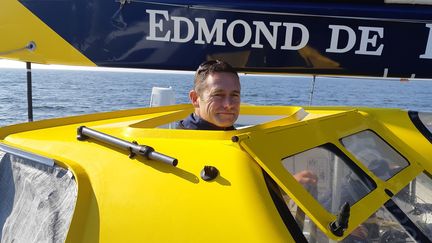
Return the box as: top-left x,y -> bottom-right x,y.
189,60 -> 241,128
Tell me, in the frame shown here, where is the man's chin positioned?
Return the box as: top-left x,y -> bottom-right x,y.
215,118 -> 236,128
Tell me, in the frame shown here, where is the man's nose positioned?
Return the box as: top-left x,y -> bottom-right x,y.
223,97 -> 234,109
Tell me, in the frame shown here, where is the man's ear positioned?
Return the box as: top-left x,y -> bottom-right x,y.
189,90 -> 200,108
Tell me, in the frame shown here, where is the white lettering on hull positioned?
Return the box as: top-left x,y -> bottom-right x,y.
281,23 -> 309,50
326,25 -> 356,53
355,26 -> 384,56
195,18 -> 227,46
146,9 -> 170,42
171,16 -> 194,43
252,21 -> 282,49
420,24 -> 432,59
145,9 -> 311,51
326,25 -> 383,55
145,8 -> 432,63
227,20 -> 252,47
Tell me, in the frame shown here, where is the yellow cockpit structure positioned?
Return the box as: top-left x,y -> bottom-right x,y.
1,104 -> 431,242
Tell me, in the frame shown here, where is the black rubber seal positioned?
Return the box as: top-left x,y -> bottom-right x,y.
408,110 -> 432,144
263,170 -> 308,242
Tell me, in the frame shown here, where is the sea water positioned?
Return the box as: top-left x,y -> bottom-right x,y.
1,67 -> 431,127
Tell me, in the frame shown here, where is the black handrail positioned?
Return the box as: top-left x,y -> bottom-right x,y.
77,126 -> 178,166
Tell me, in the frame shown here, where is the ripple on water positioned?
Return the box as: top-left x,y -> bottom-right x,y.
1,69 -> 432,126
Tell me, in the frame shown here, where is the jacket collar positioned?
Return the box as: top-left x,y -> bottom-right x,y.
178,113 -> 235,131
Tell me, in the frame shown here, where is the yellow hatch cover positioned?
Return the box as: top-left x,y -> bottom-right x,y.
234,109 -> 423,240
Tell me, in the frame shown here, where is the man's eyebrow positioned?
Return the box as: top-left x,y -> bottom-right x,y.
210,89 -> 224,94
210,89 -> 240,94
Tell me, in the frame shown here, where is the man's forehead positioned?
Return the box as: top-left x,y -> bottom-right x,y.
207,82 -> 240,93
206,73 -> 240,88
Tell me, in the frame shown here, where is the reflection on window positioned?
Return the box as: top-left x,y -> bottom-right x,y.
393,172 -> 432,240
341,130 -> 409,181
235,114 -> 285,128
281,145 -> 375,214
279,189 -> 416,243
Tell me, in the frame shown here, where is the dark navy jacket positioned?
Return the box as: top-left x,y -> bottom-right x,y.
177,113 -> 235,131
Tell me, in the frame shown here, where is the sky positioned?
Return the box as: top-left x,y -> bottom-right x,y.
0,59 -> 194,74
0,59 -> 88,70
0,59 -> 282,77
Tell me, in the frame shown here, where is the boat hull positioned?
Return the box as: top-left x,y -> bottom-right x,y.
2,0 -> 432,78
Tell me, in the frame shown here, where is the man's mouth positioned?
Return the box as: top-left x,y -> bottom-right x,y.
218,112 -> 234,116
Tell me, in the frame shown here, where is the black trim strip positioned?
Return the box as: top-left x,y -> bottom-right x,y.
385,199 -> 432,243
262,170 -> 308,243
325,143 -> 378,190
408,111 -> 432,144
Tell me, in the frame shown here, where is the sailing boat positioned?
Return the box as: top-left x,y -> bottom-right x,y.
1,0 -> 432,242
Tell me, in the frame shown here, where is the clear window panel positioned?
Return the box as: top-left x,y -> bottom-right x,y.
282,145 -> 375,214
279,189 -> 416,243
341,130 -> 409,181
0,151 -> 77,243
393,172 -> 432,240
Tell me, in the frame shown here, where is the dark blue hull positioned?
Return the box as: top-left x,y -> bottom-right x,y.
20,0 -> 432,78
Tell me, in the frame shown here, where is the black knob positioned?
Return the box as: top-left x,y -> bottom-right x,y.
329,202 -> 350,237
201,166 -> 219,181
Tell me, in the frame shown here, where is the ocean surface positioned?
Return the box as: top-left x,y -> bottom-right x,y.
1,67 -> 432,127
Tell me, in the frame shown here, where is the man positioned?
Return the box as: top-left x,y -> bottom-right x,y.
177,60 -> 240,130
178,59 -> 317,184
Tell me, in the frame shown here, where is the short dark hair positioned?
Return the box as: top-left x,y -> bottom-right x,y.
194,60 -> 239,95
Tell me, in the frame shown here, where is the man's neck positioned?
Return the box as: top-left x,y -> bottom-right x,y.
179,113 -> 235,130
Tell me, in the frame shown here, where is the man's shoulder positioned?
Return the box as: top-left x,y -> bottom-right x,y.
176,113 -> 197,130
176,120 -> 187,129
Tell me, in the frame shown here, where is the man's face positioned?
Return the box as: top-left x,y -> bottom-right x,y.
192,72 -> 241,128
